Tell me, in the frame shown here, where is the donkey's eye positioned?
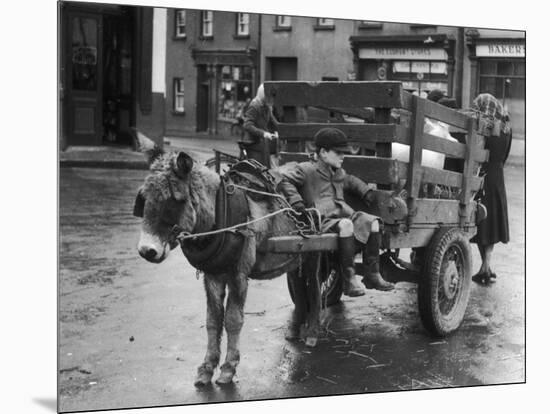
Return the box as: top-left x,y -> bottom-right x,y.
160,200 -> 183,225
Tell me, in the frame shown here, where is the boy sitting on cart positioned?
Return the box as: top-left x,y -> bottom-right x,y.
280,127 -> 403,296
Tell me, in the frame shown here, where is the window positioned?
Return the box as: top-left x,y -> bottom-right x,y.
218,65 -> 253,121
236,13 -> 249,36
318,18 -> 334,26
175,10 -> 186,38
390,60 -> 448,97
275,15 -> 291,30
322,76 -> 338,81
201,11 -> 213,38
174,78 -> 185,113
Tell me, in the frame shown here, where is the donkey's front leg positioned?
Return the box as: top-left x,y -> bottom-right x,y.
216,232 -> 255,385
195,275 -> 226,387
216,271 -> 248,385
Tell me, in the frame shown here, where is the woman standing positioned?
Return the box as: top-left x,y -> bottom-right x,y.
469,93 -> 513,285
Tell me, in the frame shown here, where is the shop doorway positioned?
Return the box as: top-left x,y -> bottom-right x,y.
196,82 -> 209,132
61,6 -> 134,147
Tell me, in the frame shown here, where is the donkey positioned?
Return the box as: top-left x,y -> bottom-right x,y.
133,132 -> 321,386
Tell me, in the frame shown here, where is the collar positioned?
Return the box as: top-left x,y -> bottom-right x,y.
315,159 -> 344,180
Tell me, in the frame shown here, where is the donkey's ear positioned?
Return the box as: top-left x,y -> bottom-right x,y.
174,152 -> 194,178
132,128 -> 164,166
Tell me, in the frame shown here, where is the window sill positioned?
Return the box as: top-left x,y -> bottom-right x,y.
358,23 -> 383,30
410,24 -> 437,29
233,34 -> 250,40
313,25 -> 335,31
199,35 -> 214,41
273,26 -> 291,32
172,110 -> 186,116
172,35 -> 187,41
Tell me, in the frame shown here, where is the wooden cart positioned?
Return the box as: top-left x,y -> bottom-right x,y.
262,81 -> 489,336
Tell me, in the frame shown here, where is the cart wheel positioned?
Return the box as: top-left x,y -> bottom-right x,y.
418,227 -> 472,336
287,254 -> 343,307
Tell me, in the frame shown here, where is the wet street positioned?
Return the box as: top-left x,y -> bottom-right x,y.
58,159 -> 525,413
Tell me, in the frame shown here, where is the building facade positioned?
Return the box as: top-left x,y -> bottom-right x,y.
59,1 -> 166,149
60,3 -> 524,147
164,9 -> 261,137
464,29 -> 525,138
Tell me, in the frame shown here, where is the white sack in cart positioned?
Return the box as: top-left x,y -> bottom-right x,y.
392,118 -> 457,169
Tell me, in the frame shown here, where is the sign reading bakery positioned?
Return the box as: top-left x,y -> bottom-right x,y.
476,43 -> 525,58
359,47 -> 448,61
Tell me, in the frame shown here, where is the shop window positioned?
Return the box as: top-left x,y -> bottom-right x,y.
478,59 -> 525,100
315,18 -> 335,30
173,78 -> 185,113
391,60 -> 448,97
477,59 -> 525,138
236,13 -> 249,37
201,11 -> 213,38
218,65 -> 253,121
275,15 -> 291,31
175,10 -> 186,38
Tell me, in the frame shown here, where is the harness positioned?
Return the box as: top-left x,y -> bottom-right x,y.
178,160 -> 299,275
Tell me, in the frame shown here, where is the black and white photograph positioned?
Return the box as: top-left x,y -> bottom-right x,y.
5,0 -> 540,413
57,0 -> 526,412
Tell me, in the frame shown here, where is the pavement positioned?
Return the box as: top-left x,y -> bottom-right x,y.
59,133 -> 525,169
59,133 -> 241,170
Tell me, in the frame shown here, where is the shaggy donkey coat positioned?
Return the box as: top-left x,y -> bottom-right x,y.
134,132 -> 318,386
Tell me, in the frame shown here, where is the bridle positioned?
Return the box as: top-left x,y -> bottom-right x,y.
133,175 -> 193,249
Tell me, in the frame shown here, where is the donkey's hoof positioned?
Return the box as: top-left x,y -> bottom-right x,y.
305,336 -> 318,347
194,364 -> 214,387
285,324 -> 301,341
215,363 -> 236,385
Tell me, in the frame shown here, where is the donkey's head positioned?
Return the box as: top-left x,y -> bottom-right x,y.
133,131 -> 219,263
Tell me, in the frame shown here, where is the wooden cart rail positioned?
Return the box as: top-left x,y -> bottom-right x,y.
264,81 -> 488,242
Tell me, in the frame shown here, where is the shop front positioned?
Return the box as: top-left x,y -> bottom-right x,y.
350,35 -> 456,98
192,49 -> 257,135
466,33 -> 525,138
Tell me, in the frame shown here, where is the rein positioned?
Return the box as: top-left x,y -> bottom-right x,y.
172,183 -> 319,243
173,206 -> 295,242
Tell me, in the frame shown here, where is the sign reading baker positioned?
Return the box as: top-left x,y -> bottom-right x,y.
359,47 -> 448,61
476,43 -> 525,58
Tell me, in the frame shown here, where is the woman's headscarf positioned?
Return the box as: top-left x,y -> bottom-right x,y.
471,93 -> 511,135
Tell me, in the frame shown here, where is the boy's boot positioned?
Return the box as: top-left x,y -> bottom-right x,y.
339,236 -> 366,297
362,233 -> 395,291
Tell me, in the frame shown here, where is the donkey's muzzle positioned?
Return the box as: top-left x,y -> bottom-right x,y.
139,247 -> 162,263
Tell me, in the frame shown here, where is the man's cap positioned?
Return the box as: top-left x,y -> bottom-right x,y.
427,89 -> 446,103
314,127 -> 352,153
438,97 -> 458,109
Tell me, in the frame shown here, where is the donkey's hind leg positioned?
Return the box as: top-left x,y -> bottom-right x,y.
216,271 -> 248,385
195,275 -> 226,387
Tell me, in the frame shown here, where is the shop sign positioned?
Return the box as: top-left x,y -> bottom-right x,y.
429,62 -> 447,74
412,61 -> 430,73
393,61 -> 410,73
72,46 -> 97,65
359,47 -> 447,60
476,43 -> 525,58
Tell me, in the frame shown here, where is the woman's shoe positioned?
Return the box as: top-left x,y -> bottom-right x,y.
472,271 -> 495,286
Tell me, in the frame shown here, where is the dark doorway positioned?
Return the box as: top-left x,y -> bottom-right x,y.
266,57 -> 298,122
102,10 -> 134,146
61,4 -> 134,147
197,83 -> 209,132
